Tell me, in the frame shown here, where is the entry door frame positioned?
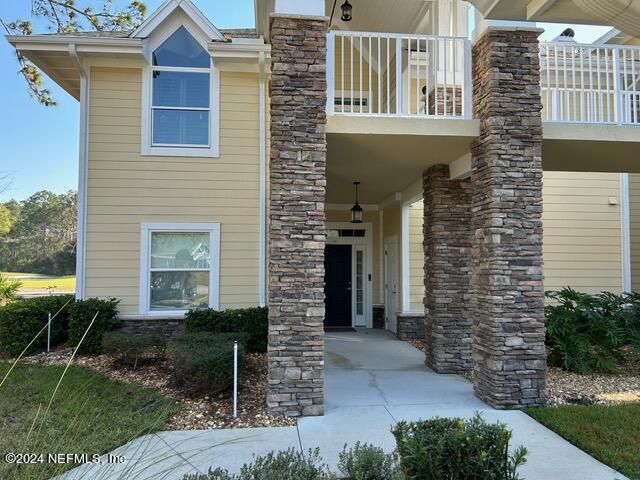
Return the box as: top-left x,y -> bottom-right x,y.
326,222 -> 373,328
384,235 -> 399,333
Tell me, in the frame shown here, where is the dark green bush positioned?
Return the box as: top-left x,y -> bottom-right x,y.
338,442 -> 401,480
0,294 -> 74,356
67,298 -> 120,355
102,331 -> 166,367
184,306 -> 268,352
392,414 -> 527,480
183,448 -> 335,480
168,332 -> 245,396
545,288 -> 640,374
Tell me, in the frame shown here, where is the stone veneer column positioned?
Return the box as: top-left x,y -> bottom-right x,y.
423,165 -> 473,373
470,27 -> 547,408
267,14 -> 328,417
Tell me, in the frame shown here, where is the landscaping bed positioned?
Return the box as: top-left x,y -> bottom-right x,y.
547,355 -> 640,406
13,346 -> 295,430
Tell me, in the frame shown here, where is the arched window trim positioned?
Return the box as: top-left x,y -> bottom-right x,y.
141,23 -> 220,158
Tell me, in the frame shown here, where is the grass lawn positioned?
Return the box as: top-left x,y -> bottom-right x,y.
526,403 -> 640,480
2,272 -> 76,294
0,362 -> 179,480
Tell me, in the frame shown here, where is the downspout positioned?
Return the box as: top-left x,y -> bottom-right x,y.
258,51 -> 267,306
69,44 -> 89,299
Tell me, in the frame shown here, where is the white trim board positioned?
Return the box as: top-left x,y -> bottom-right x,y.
140,22 -> 221,158
139,222 -> 221,315
326,222 -> 374,328
621,173 -> 632,292
71,48 -> 89,300
132,0 -> 225,40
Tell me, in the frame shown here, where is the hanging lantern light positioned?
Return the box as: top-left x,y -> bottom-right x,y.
350,181 -> 363,223
340,0 -> 353,22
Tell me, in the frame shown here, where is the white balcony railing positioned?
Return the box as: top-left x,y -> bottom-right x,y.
540,42 -> 640,125
327,31 -> 472,119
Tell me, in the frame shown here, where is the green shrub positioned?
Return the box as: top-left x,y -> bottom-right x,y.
102,331 -> 166,367
168,332 -> 245,396
183,448 -> 335,480
0,294 -> 74,356
184,306 -> 268,352
338,442 -> 402,480
67,298 -> 120,355
0,273 -> 21,306
545,288 -> 640,374
392,414 -> 527,480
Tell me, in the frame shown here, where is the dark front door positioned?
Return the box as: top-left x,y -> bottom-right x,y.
324,244 -> 352,327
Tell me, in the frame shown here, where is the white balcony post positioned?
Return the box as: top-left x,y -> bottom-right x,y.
612,48 -> 623,124
396,38 -> 403,114
274,0 -> 324,16
463,39 -> 472,119
327,32 -> 335,115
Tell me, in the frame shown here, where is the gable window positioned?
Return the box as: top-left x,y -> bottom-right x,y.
140,223 -> 220,314
142,26 -> 220,157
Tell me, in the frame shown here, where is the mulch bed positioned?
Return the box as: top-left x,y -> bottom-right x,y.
546,356 -> 640,406
9,349 -> 296,430
405,339 -> 640,405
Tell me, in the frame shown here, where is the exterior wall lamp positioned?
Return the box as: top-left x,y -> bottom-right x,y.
350,181 -> 363,223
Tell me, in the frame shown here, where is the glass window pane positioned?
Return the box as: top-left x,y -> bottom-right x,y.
153,71 -> 209,108
151,232 -> 210,269
150,271 -> 209,311
152,26 -> 210,68
356,250 -> 364,315
153,109 -> 209,146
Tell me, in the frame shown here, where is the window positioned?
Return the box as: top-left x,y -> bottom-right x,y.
142,26 -> 220,157
140,223 -> 220,314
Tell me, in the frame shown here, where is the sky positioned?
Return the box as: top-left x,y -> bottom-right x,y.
0,1 -> 612,202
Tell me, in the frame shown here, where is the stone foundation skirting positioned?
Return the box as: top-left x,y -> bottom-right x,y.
396,313 -> 425,341
119,318 -> 183,337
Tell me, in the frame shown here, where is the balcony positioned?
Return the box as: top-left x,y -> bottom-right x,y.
326,31 -> 472,119
540,42 -> 640,125
327,31 -> 640,127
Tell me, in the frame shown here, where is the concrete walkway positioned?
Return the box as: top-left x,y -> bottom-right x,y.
63,329 -> 627,480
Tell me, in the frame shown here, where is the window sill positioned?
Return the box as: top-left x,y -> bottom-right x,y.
142,145 -> 219,158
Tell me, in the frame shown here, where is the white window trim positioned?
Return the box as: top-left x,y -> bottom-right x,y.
139,222 -> 221,316
326,221 -> 373,328
141,23 -> 220,158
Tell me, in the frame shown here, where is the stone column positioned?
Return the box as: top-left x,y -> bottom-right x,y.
267,14 -> 328,417
423,165 -> 473,374
470,27 -> 547,408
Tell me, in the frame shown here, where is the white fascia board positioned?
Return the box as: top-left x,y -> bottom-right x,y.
132,0 -> 225,41
209,42 -> 271,59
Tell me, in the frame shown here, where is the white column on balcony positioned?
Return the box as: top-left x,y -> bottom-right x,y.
274,0 -> 325,16
472,10 -> 538,42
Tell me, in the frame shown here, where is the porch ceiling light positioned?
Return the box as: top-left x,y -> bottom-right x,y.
350,181 -> 363,224
341,0 -> 353,22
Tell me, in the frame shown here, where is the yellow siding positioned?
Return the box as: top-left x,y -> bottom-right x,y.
405,172 -> 623,304
542,171 -> 622,294
408,200 -> 424,311
85,66 -> 262,314
629,173 -> 640,290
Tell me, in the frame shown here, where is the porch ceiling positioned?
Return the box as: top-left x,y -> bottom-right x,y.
543,124 -> 640,172
326,117 -> 478,204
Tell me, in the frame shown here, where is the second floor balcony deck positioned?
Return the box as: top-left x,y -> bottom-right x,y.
327,30 -> 640,126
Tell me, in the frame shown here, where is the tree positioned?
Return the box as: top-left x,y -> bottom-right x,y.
1,0 -> 147,106
0,205 -> 16,235
0,190 -> 77,275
